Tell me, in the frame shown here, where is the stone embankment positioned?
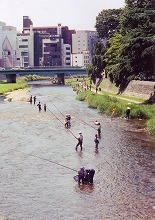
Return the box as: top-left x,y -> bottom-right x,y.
123,80 -> 155,99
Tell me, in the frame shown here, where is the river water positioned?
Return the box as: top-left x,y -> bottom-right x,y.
0,82 -> 155,220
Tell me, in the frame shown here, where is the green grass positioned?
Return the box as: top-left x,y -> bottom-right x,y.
0,75 -> 50,95
147,117 -> 155,135
77,90 -> 155,135
0,78 -> 28,95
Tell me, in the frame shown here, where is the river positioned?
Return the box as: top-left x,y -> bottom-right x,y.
0,81 -> 155,220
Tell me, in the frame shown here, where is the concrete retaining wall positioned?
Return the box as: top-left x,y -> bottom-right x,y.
123,80 -> 155,99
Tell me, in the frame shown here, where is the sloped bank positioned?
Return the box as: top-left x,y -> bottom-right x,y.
76,90 -> 155,136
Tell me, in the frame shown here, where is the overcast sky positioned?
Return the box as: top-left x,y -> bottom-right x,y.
0,0 -> 125,32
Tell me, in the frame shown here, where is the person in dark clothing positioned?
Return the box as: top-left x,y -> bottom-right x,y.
33,96 -> 36,105
126,107 -> 131,119
89,169 -> 95,184
97,123 -> 101,138
94,134 -> 99,149
30,95 -> 32,104
37,102 -> 42,112
44,103 -> 47,112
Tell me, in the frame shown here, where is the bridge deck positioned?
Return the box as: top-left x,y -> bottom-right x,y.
0,67 -> 87,75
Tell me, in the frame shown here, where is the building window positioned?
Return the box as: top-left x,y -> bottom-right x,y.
19,45 -> 28,48
22,39 -> 28,42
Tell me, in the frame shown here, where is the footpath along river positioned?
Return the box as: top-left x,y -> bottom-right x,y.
0,81 -> 155,220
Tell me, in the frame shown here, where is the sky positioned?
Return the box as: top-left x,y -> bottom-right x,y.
0,0 -> 125,32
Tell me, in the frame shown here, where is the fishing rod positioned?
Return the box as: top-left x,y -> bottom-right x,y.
31,91 -> 77,139
38,87 -> 97,131
39,87 -> 65,117
22,152 -> 77,172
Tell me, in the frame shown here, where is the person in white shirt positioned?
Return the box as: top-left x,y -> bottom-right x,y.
76,131 -> 83,151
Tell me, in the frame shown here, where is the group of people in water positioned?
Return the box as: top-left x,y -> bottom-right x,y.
29,95 -> 47,112
75,167 -> 95,185
29,93 -> 100,185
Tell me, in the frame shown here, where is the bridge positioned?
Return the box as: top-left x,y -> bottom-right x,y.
0,67 -> 88,84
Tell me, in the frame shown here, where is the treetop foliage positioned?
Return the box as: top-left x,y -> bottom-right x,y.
89,0 -> 155,91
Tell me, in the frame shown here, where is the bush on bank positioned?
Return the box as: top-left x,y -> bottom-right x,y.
77,90 -> 155,134
147,117 -> 155,135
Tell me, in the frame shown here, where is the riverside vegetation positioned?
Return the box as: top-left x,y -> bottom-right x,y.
66,77 -> 155,136
0,75 -> 50,95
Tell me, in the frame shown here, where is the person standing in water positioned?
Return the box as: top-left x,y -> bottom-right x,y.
29,95 -> 32,104
76,131 -> 83,151
44,103 -> 47,112
37,102 -> 42,112
97,123 -> 101,138
33,96 -> 36,105
94,134 -> 99,149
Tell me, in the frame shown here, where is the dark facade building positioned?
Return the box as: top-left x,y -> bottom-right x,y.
22,16 -> 75,67
23,16 -> 33,29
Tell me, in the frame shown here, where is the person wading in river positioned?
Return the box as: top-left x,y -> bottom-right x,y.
33,96 -> 36,105
94,134 -> 99,149
76,131 -> 83,151
29,95 -> 32,104
37,102 -> 42,112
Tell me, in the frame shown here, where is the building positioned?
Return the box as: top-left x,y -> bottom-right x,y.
16,25 -> 34,67
62,44 -> 71,66
42,35 -> 62,66
72,30 -> 102,67
22,16 -> 74,67
72,30 -> 101,57
0,21 -> 17,68
72,50 -> 90,67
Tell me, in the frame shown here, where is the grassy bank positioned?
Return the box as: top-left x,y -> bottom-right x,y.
77,90 -> 155,119
65,77 -> 155,135
0,75 -> 50,95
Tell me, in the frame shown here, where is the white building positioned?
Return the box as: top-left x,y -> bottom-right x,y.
62,44 -> 71,66
0,21 -> 17,68
72,50 -> 90,67
16,25 -> 34,67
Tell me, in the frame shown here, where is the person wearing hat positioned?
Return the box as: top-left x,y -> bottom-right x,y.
126,107 -> 131,119
76,131 -> 83,151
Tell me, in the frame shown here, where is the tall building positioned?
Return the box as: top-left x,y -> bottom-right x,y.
72,30 -> 102,67
22,17 -> 75,67
16,25 -> 34,67
0,21 -> 17,68
72,30 -> 101,57
42,35 -> 62,66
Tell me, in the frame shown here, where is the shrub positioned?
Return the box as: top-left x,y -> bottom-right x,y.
147,117 -> 155,135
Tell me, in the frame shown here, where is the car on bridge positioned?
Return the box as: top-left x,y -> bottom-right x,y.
0,67 -> 5,70
11,66 -> 22,70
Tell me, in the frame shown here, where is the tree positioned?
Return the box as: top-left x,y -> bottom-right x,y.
119,0 -> 155,82
95,9 -> 122,40
105,0 -> 155,90
104,34 -> 124,86
87,42 -> 106,83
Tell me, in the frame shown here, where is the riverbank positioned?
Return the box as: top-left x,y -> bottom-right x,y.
76,89 -> 155,135
4,88 -> 30,102
66,77 -> 155,135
